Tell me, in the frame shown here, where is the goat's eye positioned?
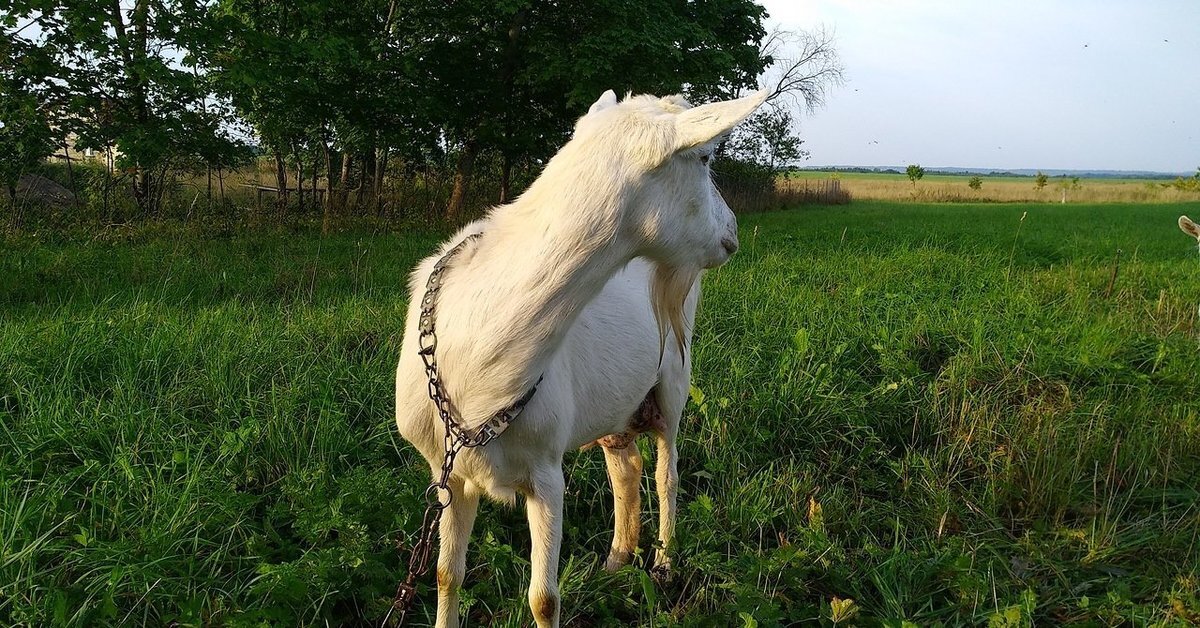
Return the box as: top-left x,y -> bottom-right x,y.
700,154 -> 710,165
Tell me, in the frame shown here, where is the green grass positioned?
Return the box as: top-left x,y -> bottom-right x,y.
2,201 -> 1199,626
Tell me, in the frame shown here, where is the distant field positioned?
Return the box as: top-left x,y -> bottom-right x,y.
2,202 -> 1199,625
786,170 -> 1200,204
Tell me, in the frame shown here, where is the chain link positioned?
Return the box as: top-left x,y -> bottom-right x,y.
384,235 -> 542,626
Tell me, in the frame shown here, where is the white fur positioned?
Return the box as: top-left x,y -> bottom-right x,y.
394,90 -> 767,627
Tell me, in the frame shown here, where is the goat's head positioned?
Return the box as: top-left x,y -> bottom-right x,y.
572,89 -> 768,272
568,89 -> 767,354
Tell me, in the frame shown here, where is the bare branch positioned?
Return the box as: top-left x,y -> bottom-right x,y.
757,26 -> 845,114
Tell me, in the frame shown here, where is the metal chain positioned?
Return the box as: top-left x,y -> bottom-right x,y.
384,235 -> 543,626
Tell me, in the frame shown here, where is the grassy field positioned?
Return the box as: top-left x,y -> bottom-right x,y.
2,201 -> 1199,626
784,171 -> 1200,205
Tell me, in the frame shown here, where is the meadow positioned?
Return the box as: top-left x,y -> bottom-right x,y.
2,201 -> 1199,626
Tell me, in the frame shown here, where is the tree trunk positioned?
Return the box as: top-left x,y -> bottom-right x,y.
103,147 -> 113,222
274,148 -> 288,217
339,152 -> 352,208
499,152 -> 512,204
6,184 -> 16,214
62,141 -> 79,208
496,11 -> 523,206
321,138 -> 334,234
355,152 -> 372,209
374,146 -> 388,215
131,0 -> 151,215
293,144 -> 304,211
446,138 -> 478,222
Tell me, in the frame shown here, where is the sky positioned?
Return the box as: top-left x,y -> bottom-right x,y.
758,0 -> 1200,173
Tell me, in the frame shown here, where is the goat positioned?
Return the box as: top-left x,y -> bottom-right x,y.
394,89 -> 767,627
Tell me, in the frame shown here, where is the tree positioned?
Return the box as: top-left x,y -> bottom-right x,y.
1055,175 -> 1081,203
407,0 -> 772,219
724,107 -> 809,171
714,24 -> 843,195
5,0 -> 815,225
968,176 -> 983,190
6,0 -> 248,218
1034,171 -> 1048,190
209,0 -> 774,221
906,164 -> 925,186
0,34 -> 56,209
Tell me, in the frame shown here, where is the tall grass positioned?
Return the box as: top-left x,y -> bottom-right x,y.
2,201 -> 1198,625
786,172 -> 1200,204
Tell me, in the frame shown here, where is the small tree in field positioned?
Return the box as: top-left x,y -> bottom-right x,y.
1056,175 -> 1081,203
1034,171 -> 1048,190
906,164 -> 925,186
968,176 -> 983,190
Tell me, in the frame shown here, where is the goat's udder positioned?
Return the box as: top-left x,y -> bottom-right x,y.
585,389 -> 666,450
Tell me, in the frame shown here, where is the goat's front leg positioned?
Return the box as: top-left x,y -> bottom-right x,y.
602,439 -> 643,570
651,430 -> 679,581
525,466 -> 565,628
435,478 -> 479,628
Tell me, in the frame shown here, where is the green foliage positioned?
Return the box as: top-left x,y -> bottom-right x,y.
8,0 -> 793,222
6,0 -> 848,223
906,164 -> 925,185
206,0 -> 772,215
1056,175 -> 1082,194
2,201 -> 1198,625
5,0 -> 250,216
1167,168 -> 1200,191
0,31 -> 57,201
0,85 -> 54,197
725,107 -> 809,171
1034,171 -> 1049,190
968,176 -> 983,190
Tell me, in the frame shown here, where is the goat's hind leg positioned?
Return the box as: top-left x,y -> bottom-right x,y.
601,437 -> 642,571
435,477 -> 480,628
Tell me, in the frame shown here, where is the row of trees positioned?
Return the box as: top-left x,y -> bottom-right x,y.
3,1 -> 842,224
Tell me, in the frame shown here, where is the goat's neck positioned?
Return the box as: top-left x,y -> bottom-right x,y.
439,185 -> 637,423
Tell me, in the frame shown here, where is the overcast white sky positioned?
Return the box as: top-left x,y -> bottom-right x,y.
759,0 -> 1200,173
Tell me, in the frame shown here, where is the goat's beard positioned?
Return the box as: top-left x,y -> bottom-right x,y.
650,262 -> 699,363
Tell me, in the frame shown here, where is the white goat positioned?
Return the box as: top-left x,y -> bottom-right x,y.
394,89 -> 767,627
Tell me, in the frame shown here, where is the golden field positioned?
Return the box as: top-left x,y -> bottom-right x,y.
783,170 -> 1200,204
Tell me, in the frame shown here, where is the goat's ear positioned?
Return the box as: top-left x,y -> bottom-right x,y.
1180,215 -> 1200,239
588,89 -> 618,115
674,89 -> 769,151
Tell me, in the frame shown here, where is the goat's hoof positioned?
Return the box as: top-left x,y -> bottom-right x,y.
650,563 -> 673,584
603,552 -> 631,572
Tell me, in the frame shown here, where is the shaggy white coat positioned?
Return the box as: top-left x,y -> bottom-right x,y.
395,89 -> 767,627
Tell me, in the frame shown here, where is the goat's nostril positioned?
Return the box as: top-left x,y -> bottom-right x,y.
721,237 -> 739,255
